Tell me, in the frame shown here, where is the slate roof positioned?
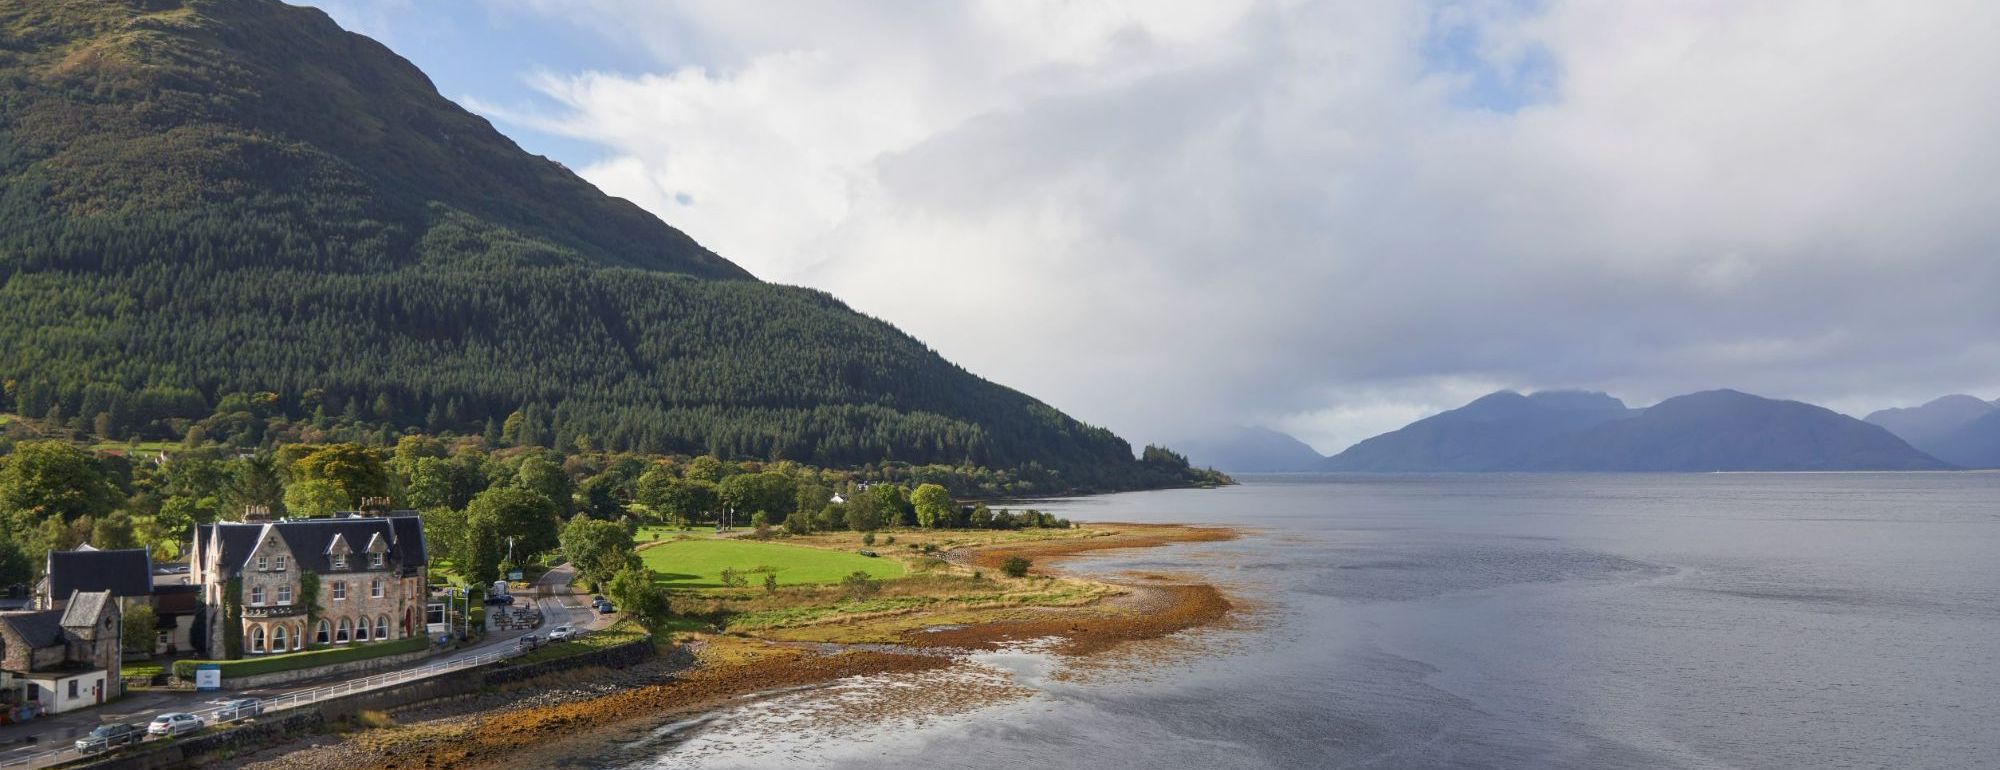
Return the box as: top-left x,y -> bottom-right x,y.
0,610 -> 66,649
46,548 -> 153,599
59,590 -> 111,631
153,584 -> 201,617
200,513 -> 428,577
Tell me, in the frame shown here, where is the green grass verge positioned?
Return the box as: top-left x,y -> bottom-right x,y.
640,538 -> 904,588
510,619 -> 650,665
122,660 -> 165,680
171,635 -> 428,679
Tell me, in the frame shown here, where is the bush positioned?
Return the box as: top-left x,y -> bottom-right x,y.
763,573 -> 778,593
1000,556 -> 1032,578
861,532 -> 876,546
171,636 -> 429,680
841,570 -> 881,599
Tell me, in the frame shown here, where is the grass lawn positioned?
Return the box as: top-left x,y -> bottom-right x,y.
510,619 -> 651,664
641,538 -> 904,588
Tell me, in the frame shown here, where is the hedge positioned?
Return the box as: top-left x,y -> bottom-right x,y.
172,635 -> 430,679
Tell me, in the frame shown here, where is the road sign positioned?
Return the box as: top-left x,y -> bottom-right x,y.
194,664 -> 222,691
507,570 -> 523,581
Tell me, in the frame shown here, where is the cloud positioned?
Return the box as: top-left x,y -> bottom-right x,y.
476,0 -> 2000,453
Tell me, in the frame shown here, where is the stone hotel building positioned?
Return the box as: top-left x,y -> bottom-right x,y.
191,512 -> 430,657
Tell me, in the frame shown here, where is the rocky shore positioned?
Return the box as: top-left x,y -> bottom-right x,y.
216,523 -> 1240,770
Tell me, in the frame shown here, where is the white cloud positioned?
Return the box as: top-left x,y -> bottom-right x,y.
475,0 -> 2000,451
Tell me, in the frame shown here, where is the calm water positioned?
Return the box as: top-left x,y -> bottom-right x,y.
619,473 -> 2000,769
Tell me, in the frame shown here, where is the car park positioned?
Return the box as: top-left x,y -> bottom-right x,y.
547,625 -> 577,642
75,723 -> 145,753
217,698 -> 262,722
147,713 -> 204,737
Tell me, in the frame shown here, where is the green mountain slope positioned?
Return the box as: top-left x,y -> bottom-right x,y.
0,0 -> 1194,490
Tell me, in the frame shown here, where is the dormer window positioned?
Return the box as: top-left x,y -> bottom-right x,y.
369,553 -> 384,569
275,556 -> 288,571
332,554 -> 347,570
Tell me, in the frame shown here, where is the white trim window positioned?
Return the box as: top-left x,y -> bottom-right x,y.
370,552 -> 384,569
315,620 -> 331,645
256,555 -> 269,571
250,585 -> 265,606
370,579 -> 383,599
331,581 -> 347,601
332,554 -> 347,570
355,621 -> 370,642
375,615 -> 389,640
275,555 -> 288,571
278,585 -> 292,604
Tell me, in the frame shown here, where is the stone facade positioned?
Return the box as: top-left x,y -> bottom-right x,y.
192,513 -> 429,658
0,589 -> 123,713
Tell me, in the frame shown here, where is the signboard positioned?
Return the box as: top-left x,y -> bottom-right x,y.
507,570 -> 523,581
194,664 -> 222,692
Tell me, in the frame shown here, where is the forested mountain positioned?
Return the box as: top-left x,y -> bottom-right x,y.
0,0 -> 1209,492
1320,390 -> 1632,472
1322,389 -> 1949,472
1177,426 -> 1324,473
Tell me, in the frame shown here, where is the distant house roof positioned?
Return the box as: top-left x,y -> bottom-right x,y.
46,548 -> 153,600
198,513 -> 428,577
0,610 -> 66,649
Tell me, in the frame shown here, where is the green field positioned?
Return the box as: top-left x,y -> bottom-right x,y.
641,538 -> 904,588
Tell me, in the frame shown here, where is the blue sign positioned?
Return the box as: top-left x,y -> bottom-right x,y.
507,570 -> 523,581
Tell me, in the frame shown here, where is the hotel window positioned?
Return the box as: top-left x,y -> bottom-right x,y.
375,616 -> 389,640
278,585 -> 292,604
332,581 -> 347,601
316,620 -> 331,644
370,553 -> 384,569
275,555 -> 288,571
256,555 -> 269,571
250,585 -> 265,605
332,554 -> 347,570
371,579 -> 383,599
355,620 -> 370,642
336,618 -> 350,643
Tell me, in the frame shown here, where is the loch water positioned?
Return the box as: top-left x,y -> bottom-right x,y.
624,473 -> 2000,769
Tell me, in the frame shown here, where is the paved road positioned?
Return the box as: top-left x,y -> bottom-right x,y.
0,564 -> 612,767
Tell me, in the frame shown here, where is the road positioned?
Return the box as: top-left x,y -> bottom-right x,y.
0,564 -> 612,768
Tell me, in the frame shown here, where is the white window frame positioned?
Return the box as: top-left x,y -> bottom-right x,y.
370,579 -> 383,599
256,555 -> 269,571
375,615 -> 389,640
370,552 -> 384,569
250,585 -> 265,606
332,554 -> 347,570
331,581 -> 347,601
278,585 -> 292,604
275,555 -> 288,571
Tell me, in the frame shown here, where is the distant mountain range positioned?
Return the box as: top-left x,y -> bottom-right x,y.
1176,426 -> 1326,473
1865,395 -> 2000,469
1319,389 -> 1951,472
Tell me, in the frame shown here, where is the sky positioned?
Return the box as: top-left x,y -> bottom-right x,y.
313,0 -> 2000,455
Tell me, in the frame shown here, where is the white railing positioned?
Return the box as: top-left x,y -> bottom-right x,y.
0,625 -> 599,770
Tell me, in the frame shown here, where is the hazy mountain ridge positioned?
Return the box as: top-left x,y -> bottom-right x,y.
1322,389 -> 1949,472
1864,395 -> 2000,469
1176,426 -> 1325,473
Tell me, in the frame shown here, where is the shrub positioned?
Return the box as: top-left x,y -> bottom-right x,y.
1000,556 -> 1032,578
861,532 -> 876,546
763,573 -> 778,593
171,636 -> 428,680
841,570 -> 881,599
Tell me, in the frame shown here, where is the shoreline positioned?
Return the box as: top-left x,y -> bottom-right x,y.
220,522 -> 1241,770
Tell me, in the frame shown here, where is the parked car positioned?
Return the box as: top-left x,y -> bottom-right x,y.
518,633 -> 543,650
596,602 -> 616,614
75,723 -> 145,753
217,698 -> 261,722
591,595 -> 607,605
484,593 -> 516,605
858,550 -> 878,558
547,625 -> 577,642
147,713 -> 203,737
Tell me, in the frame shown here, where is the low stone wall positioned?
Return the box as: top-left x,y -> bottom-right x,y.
61,635 -> 655,770
219,647 -> 438,690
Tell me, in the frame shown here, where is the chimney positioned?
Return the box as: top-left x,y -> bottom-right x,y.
243,505 -> 273,522
358,497 -> 394,517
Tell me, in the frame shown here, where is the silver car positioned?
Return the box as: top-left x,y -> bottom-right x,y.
147,712 -> 203,737
217,698 -> 261,722
547,624 -> 577,642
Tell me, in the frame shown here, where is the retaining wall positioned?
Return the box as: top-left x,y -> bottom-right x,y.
60,636 -> 654,770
